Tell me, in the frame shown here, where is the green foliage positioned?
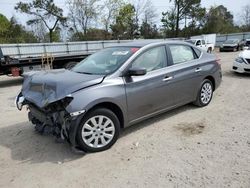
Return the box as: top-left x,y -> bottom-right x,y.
110,4 -> 138,39
161,8 -> 177,38
15,0 -> 66,42
69,29 -> 111,41
0,14 -> 37,43
162,0 -> 203,37
202,5 -> 238,34
140,22 -> 159,39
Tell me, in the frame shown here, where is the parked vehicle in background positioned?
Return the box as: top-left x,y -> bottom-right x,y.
16,41 -> 222,152
219,39 -> 245,52
185,39 -> 214,53
244,39 -> 250,47
232,46 -> 250,73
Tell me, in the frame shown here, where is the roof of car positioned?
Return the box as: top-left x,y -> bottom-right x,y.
112,39 -> 186,48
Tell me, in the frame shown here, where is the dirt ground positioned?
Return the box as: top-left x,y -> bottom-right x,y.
0,52 -> 250,188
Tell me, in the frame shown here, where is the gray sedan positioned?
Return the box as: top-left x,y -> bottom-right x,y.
16,41 -> 222,152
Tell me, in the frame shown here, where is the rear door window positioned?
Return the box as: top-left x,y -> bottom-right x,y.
169,45 -> 197,65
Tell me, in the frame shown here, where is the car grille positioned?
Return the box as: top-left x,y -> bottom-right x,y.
223,46 -> 234,49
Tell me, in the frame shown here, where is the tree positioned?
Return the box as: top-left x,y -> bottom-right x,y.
182,4 -> 206,37
161,8 -> 177,38
110,4 -> 137,39
68,0 -> 100,40
240,4 -> 250,31
203,5 -> 237,34
101,0 -> 124,38
0,14 -> 38,43
0,14 -> 10,40
162,0 -> 203,37
140,22 -> 159,39
15,0 -> 66,42
133,0 -> 157,29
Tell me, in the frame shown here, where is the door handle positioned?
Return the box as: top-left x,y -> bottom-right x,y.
195,68 -> 202,73
162,76 -> 173,82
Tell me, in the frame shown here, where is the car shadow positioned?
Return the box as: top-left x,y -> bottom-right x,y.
0,122 -> 82,164
121,104 -> 196,138
0,77 -> 23,88
0,104 -> 197,164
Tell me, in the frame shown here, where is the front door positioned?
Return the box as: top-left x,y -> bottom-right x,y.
124,46 -> 174,123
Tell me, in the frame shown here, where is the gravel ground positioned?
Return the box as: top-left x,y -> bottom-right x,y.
0,52 -> 250,188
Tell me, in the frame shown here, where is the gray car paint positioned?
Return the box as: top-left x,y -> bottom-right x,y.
20,41 -> 221,129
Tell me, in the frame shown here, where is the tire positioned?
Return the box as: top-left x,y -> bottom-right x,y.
207,47 -> 212,53
76,108 -> 120,152
193,79 -> 213,107
64,62 -> 78,70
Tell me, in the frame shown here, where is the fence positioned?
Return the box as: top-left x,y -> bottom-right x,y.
0,40 -> 133,58
216,32 -> 250,47
1,33 -> 250,58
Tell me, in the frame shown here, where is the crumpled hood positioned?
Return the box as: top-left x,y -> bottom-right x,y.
22,69 -> 104,108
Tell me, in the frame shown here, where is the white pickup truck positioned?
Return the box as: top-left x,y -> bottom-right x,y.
186,39 -> 214,53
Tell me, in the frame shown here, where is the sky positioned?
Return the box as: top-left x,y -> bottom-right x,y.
0,0 -> 249,26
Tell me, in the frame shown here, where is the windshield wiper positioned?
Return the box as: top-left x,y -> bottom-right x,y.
76,71 -> 94,75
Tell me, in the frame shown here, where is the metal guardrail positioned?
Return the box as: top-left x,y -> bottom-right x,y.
0,40 -> 134,58
4,33 -> 249,58
0,39 -> 183,59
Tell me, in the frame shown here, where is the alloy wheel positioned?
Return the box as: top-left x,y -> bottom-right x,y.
200,83 -> 212,104
81,115 -> 115,148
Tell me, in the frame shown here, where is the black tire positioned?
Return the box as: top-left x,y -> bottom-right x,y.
207,47 -> 212,53
76,108 -> 120,152
193,79 -> 213,107
64,62 -> 78,69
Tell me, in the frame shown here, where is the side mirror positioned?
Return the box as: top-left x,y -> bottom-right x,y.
127,67 -> 147,76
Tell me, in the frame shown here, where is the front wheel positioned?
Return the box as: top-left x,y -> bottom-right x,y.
193,79 -> 213,107
76,108 -> 120,152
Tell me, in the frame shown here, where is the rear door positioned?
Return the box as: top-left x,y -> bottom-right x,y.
164,44 -> 203,105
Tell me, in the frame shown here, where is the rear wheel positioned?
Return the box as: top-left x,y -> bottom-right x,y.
193,79 -> 213,107
76,108 -> 120,152
64,62 -> 78,69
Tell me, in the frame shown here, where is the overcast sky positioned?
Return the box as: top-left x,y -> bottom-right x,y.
0,0 -> 249,26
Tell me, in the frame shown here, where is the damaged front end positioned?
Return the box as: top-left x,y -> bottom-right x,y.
16,69 -> 105,151
16,92 -> 85,147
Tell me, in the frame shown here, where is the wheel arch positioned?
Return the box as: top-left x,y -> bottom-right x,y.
204,76 -> 215,91
88,102 -> 125,129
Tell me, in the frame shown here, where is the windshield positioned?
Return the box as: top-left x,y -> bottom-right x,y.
186,40 -> 196,45
72,47 -> 139,75
224,39 -> 238,44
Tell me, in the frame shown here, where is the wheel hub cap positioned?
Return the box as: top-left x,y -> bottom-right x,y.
81,115 -> 115,148
201,83 -> 212,104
